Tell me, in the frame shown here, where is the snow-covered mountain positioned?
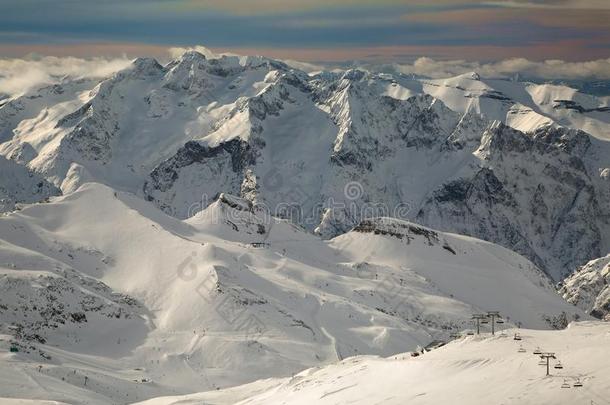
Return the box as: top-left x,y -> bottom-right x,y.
560,254 -> 610,320
0,183 -> 586,404
133,321 -> 610,405
416,72 -> 610,141
1,51 -> 608,281
1,49 -> 609,404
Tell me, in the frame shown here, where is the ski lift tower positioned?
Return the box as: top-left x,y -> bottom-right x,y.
540,352 -> 556,376
471,314 -> 487,335
486,311 -> 501,335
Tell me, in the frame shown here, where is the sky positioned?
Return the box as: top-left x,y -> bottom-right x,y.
0,0 -> 609,62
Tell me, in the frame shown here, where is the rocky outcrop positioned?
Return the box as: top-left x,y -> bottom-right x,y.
0,268 -> 144,347
560,254 -> 610,320
0,156 -> 60,213
143,139 -> 256,217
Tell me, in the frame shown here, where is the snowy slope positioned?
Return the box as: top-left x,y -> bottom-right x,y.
0,51 -> 608,280
332,217 -> 579,329
135,321 -> 610,405
0,183 -> 586,404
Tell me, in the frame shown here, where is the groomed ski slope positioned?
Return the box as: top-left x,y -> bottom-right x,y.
135,321 -> 610,405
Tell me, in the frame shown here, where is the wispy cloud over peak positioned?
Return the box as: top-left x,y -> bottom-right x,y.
383,56 -> 610,80
0,55 -> 131,96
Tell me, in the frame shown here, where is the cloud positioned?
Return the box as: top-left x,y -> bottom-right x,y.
151,0 -> 610,17
206,41 -> 609,63
486,0 -> 610,9
403,7 -> 610,30
2,2 -> 608,63
0,55 -> 132,97
178,0 -> 610,14
380,57 -> 610,80
167,45 -> 223,60
174,0 -> 473,14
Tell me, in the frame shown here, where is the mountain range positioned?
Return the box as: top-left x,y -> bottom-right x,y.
1,51 -> 608,282
0,50 -> 608,404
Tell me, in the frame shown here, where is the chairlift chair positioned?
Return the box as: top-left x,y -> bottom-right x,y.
554,361 -> 564,369
517,346 -> 526,353
466,331 -> 474,336
533,347 -> 542,355
514,334 -> 522,341
561,380 -> 571,389
496,318 -> 505,324
481,319 -> 489,324
573,379 -> 583,388
538,359 -> 547,366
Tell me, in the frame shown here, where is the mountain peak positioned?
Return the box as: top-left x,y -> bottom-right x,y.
341,68 -> 368,82
460,71 -> 481,80
179,50 -> 207,62
130,57 -> 164,75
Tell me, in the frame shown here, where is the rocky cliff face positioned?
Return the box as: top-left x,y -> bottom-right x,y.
143,139 -> 256,217
560,254 -> 610,320
0,155 -> 60,212
416,123 -> 604,280
0,51 -> 608,281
